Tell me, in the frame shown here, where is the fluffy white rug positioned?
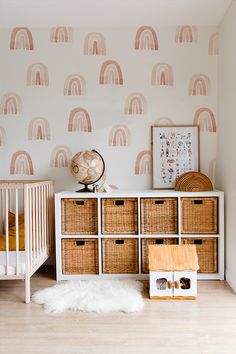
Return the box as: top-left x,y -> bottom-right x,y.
32,279 -> 144,314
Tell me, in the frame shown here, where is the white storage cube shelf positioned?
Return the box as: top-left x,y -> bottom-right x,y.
55,190 -> 224,281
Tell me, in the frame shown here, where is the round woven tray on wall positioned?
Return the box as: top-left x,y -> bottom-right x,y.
174,171 -> 213,192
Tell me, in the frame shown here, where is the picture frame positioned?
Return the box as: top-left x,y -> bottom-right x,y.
151,125 -> 200,189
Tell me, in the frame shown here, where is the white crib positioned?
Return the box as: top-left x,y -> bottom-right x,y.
0,180 -> 54,303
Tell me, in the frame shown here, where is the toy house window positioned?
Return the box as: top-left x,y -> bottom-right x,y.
156,278 -> 167,290
180,277 -> 191,290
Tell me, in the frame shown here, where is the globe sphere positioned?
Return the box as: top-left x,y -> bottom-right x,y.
70,150 -> 105,187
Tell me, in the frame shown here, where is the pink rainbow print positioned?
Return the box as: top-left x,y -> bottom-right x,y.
50,27 -> 73,43
175,26 -> 198,43
27,63 -> 49,86
154,117 -> 174,126
135,26 -> 158,50
50,146 -> 72,168
189,74 -> 211,96
68,108 -> 92,132
151,63 -> 174,86
28,117 -> 51,140
193,107 -> 216,132
109,125 -> 130,146
10,27 -> 34,50
124,93 -> 147,115
64,74 -> 86,96
135,150 -> 151,175
10,150 -> 34,175
0,93 -> 22,115
208,32 -> 219,56
84,32 -> 106,55
99,60 -> 123,85
0,127 -> 7,147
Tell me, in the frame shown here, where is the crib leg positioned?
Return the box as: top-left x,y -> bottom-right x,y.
25,276 -> 31,304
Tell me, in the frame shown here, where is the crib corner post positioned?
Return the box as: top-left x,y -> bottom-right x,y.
25,276 -> 31,304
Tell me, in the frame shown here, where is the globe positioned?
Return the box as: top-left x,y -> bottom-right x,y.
70,150 -> 105,192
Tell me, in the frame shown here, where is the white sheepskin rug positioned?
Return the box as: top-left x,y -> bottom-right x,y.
32,279 -> 144,314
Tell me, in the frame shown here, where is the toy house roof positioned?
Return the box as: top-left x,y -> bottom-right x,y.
149,244 -> 199,271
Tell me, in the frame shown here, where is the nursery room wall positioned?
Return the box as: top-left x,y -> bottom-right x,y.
217,0 -> 236,291
0,25 -> 218,191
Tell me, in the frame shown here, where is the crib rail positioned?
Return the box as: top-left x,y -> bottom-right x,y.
0,180 -> 54,277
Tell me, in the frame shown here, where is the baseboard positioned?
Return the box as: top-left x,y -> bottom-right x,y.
226,270 -> 236,293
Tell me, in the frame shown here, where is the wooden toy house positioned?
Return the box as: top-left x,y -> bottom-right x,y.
149,245 -> 199,300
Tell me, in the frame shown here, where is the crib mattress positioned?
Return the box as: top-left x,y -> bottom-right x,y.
0,251 -> 26,275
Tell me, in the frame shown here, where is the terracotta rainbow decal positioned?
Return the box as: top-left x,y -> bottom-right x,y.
135,26 -> 158,50
50,145 -> 72,168
50,27 -> 73,43
135,150 -> 151,175
109,125 -> 130,146
151,63 -> 174,86
10,150 -> 34,175
0,127 -> 6,147
189,74 -> 211,96
208,32 -> 219,56
68,107 -> 92,132
28,117 -> 51,140
124,93 -> 147,115
193,107 -> 216,132
154,117 -> 174,126
99,60 -> 123,85
27,63 -> 49,86
64,74 -> 86,96
10,27 -> 34,50
84,32 -> 106,55
209,158 -> 216,183
175,26 -> 198,43
0,93 -> 22,115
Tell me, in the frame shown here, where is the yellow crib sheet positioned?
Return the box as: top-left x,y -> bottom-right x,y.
0,212 -> 25,251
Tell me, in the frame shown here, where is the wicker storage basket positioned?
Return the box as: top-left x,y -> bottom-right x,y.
101,198 -> 138,234
141,198 -> 178,234
102,238 -> 139,273
182,237 -> 217,273
181,197 -> 218,234
61,198 -> 98,235
62,238 -> 98,274
141,238 -> 179,273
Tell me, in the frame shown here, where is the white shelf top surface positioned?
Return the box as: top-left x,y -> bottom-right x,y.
56,189 -> 223,197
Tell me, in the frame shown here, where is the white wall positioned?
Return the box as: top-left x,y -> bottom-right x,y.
0,26 -> 218,192
217,1 -> 236,291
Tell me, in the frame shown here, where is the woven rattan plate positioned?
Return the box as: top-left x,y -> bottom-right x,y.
175,172 -> 213,192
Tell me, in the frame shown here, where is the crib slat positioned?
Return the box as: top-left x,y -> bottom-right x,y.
5,189 -> 9,275
35,186 -> 39,263
41,185 -> 45,253
29,187 -> 33,271
46,184 -> 49,253
15,189 -> 20,276
32,187 -> 36,267
38,185 -> 42,254
0,189 -> 4,235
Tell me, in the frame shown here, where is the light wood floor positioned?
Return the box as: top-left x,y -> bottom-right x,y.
1,268 -> 236,354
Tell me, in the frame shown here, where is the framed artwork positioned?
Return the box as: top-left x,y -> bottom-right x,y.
152,125 -> 200,189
